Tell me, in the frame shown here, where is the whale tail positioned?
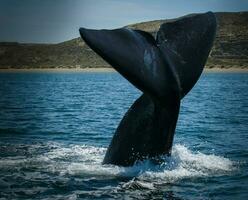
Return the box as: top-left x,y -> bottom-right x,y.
79,12 -> 217,166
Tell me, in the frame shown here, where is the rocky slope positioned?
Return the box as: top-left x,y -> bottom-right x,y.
0,12 -> 247,69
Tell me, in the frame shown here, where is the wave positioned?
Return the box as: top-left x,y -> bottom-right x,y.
0,142 -> 234,183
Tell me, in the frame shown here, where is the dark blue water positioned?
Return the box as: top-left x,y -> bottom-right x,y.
0,72 -> 247,200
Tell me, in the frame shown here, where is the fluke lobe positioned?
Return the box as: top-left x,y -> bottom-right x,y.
79,12 -> 217,166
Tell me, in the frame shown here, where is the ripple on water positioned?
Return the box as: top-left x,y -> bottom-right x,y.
0,72 -> 247,199
0,142 -> 237,199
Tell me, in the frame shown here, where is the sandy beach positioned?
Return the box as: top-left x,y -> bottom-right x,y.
0,67 -> 247,73
204,67 -> 248,73
0,67 -> 116,73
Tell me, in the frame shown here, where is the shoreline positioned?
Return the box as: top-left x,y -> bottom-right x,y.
0,68 -> 116,73
204,67 -> 248,73
0,67 -> 247,73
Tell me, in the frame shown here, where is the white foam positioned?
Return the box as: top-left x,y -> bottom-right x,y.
0,142 -> 235,185
41,143 -> 234,184
139,144 -> 234,184
121,178 -> 156,190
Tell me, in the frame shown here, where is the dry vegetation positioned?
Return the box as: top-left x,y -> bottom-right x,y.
0,12 -> 247,69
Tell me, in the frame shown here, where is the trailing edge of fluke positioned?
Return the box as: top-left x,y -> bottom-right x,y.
79,12 -> 217,166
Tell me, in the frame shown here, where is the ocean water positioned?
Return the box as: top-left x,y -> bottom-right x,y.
0,72 -> 247,200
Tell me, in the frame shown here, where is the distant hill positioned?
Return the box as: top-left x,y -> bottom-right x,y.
0,12 -> 247,69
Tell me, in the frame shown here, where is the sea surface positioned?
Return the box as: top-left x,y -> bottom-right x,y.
0,72 -> 247,200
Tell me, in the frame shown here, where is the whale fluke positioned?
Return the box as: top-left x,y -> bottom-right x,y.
79,27 -> 177,101
156,12 -> 217,97
79,12 -> 217,166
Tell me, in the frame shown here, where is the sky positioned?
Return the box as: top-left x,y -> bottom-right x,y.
0,0 -> 247,43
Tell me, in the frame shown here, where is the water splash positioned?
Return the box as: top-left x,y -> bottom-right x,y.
0,142 -> 237,199
0,143 -> 234,179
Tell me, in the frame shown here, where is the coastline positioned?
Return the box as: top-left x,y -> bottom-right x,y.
0,67 -> 116,73
203,67 -> 248,73
0,67 -> 247,73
